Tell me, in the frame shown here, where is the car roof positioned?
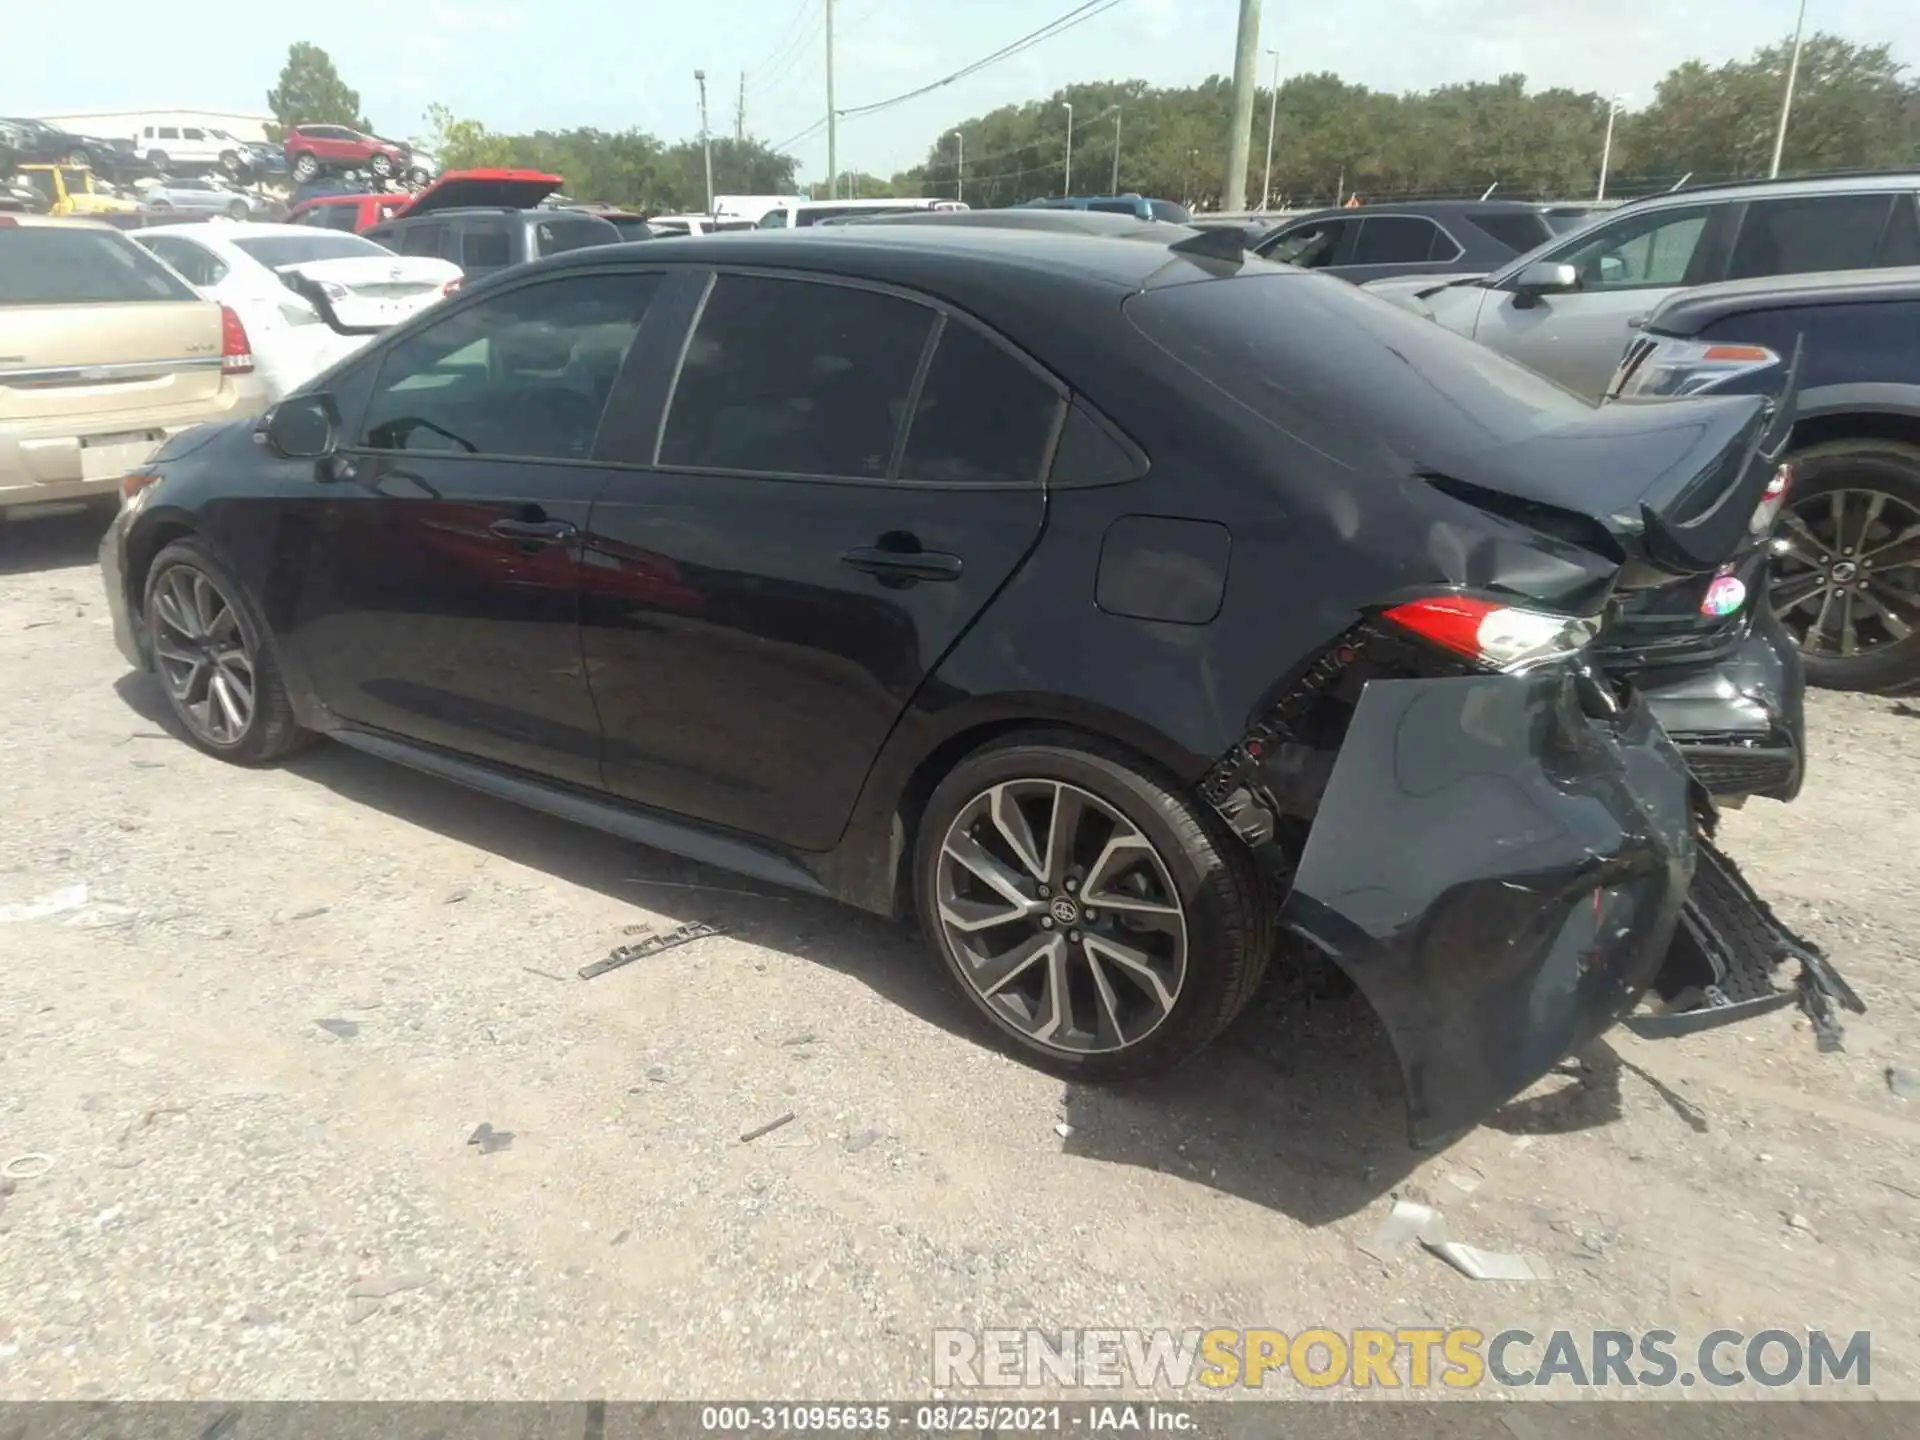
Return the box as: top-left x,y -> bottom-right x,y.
1277,199 -> 1547,223
0,214 -> 112,229
524,221 -> 1285,296
1647,264 -> 1920,334
1622,170 -> 1920,209
137,221 -> 357,242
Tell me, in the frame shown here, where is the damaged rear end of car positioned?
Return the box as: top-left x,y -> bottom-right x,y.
1127,268 -> 1861,1148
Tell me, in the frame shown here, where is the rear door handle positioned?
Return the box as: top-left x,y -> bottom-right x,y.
490,517 -> 579,543
840,546 -> 964,582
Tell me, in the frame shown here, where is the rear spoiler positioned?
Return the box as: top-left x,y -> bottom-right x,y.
1426,344 -> 1803,583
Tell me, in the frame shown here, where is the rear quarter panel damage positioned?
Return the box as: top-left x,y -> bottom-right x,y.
1281,670 -> 1696,1148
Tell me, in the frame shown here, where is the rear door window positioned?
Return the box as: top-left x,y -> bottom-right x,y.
0,227 -> 199,304
399,223 -> 447,257
358,273 -> 661,461
1882,195 -> 1920,266
1352,216 -> 1457,265
660,274 -> 933,479
1469,210 -> 1555,253
1728,193 -> 1897,279
140,235 -> 228,287
900,322 -> 1063,486
460,224 -> 513,269
534,217 -> 619,257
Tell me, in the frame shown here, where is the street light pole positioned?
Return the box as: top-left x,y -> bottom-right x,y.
951,131 -> 963,202
1596,94 -> 1621,202
1770,0 -> 1810,179
825,0 -> 837,200
695,69 -> 714,215
1111,105 -> 1122,193
1223,0 -> 1263,212
1063,102 -> 1073,196
1260,47 -> 1280,212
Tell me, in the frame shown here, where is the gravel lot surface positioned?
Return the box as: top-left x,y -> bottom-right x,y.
2,511 -> 1919,1403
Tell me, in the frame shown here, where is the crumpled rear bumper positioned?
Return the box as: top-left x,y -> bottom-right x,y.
1280,670 -> 1696,1149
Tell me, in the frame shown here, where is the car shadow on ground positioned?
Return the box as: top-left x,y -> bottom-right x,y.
113,670 -> 1628,1227
0,507 -> 113,578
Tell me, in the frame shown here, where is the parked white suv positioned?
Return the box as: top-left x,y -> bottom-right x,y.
136,124 -> 249,177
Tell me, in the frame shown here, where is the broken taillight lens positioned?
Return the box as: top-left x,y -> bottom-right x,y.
1381,594 -> 1602,674
1750,462 -> 1793,536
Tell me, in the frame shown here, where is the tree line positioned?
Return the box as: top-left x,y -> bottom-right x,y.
268,31 -> 1917,214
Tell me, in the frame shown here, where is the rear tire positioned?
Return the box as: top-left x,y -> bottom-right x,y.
142,537 -> 312,765
227,200 -> 248,219
1771,439 -> 1920,693
914,732 -> 1271,1082
147,150 -> 169,171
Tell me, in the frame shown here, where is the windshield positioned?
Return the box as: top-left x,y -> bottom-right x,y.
0,226 -> 199,304
232,232 -> 392,266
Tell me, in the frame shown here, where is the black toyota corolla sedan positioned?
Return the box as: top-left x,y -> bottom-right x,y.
99,219 -> 1858,1146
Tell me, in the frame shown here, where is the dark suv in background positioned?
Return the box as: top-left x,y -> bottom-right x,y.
1251,199 -> 1557,283
1610,265 -> 1920,695
364,170 -> 622,279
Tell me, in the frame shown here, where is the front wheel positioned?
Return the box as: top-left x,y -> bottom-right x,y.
914,734 -> 1272,1081
227,200 -> 249,219
147,150 -> 170,171
1770,439 -> 1920,693
369,153 -> 393,179
143,538 -> 312,764
291,152 -> 319,182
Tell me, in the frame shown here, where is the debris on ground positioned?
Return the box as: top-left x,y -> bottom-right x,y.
314,1018 -> 359,1040
844,1130 -> 880,1154
782,1032 -> 816,1047
3,1154 -> 53,1182
1887,1067 -> 1920,1101
281,905 -> 330,924
740,1112 -> 796,1144
347,1270 -> 432,1299
1054,1123 -> 1074,1139
521,966 -> 568,982
441,885 -> 471,905
467,1123 -> 513,1154
1356,1197 -> 1547,1280
578,920 -> 724,980
1786,1212 -> 1815,1234
0,884 -> 88,924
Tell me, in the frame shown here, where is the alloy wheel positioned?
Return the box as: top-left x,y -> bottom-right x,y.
934,779 -> 1188,1055
1770,488 -> 1920,659
149,565 -> 257,747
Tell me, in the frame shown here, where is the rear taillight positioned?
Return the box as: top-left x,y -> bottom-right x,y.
1750,462 -> 1793,536
440,277 -> 463,297
219,304 -> 253,374
1382,594 -> 1602,673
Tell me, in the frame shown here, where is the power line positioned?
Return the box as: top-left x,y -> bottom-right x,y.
747,0 -> 813,77
746,14 -> 826,99
771,115 -> 829,152
835,0 -> 1131,121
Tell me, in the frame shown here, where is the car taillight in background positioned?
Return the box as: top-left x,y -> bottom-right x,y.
219,304 -> 254,374
1614,337 -> 1781,398
1751,462 -> 1793,535
440,277 -> 463,297
1382,594 -> 1603,673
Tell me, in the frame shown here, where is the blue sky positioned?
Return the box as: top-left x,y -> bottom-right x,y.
17,1 -> 1919,180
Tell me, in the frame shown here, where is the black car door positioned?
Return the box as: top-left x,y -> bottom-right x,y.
579,268 -> 1061,853
282,268 -> 663,786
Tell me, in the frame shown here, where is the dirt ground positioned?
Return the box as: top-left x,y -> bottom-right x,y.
2,510 -> 1919,1403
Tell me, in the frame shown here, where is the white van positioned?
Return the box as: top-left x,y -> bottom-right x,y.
755,197 -> 968,229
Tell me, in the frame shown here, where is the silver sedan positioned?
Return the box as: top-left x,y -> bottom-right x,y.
138,178 -> 275,220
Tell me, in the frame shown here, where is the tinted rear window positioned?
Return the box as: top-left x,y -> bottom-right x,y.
1127,273 -> 1589,464
232,233 -> 390,267
1469,210 -> 1555,253
534,216 -> 620,256
0,226 -> 198,305
1148,200 -> 1193,224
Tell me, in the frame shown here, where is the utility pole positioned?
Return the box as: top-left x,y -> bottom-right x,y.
1260,47 -> 1280,212
1596,94 -> 1622,201
950,131 -> 963,201
736,71 -> 745,142
695,69 -> 714,214
825,0 -> 837,200
1111,105 -> 1122,193
1223,0 -> 1262,212
1063,102 -> 1074,195
1770,0 -> 1810,179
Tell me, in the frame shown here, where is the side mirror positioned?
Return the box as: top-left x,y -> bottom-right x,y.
1513,260 -> 1579,300
262,393 -> 338,459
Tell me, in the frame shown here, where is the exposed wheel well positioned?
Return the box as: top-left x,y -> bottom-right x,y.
126,519 -> 197,620
1794,410 -> 1920,455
